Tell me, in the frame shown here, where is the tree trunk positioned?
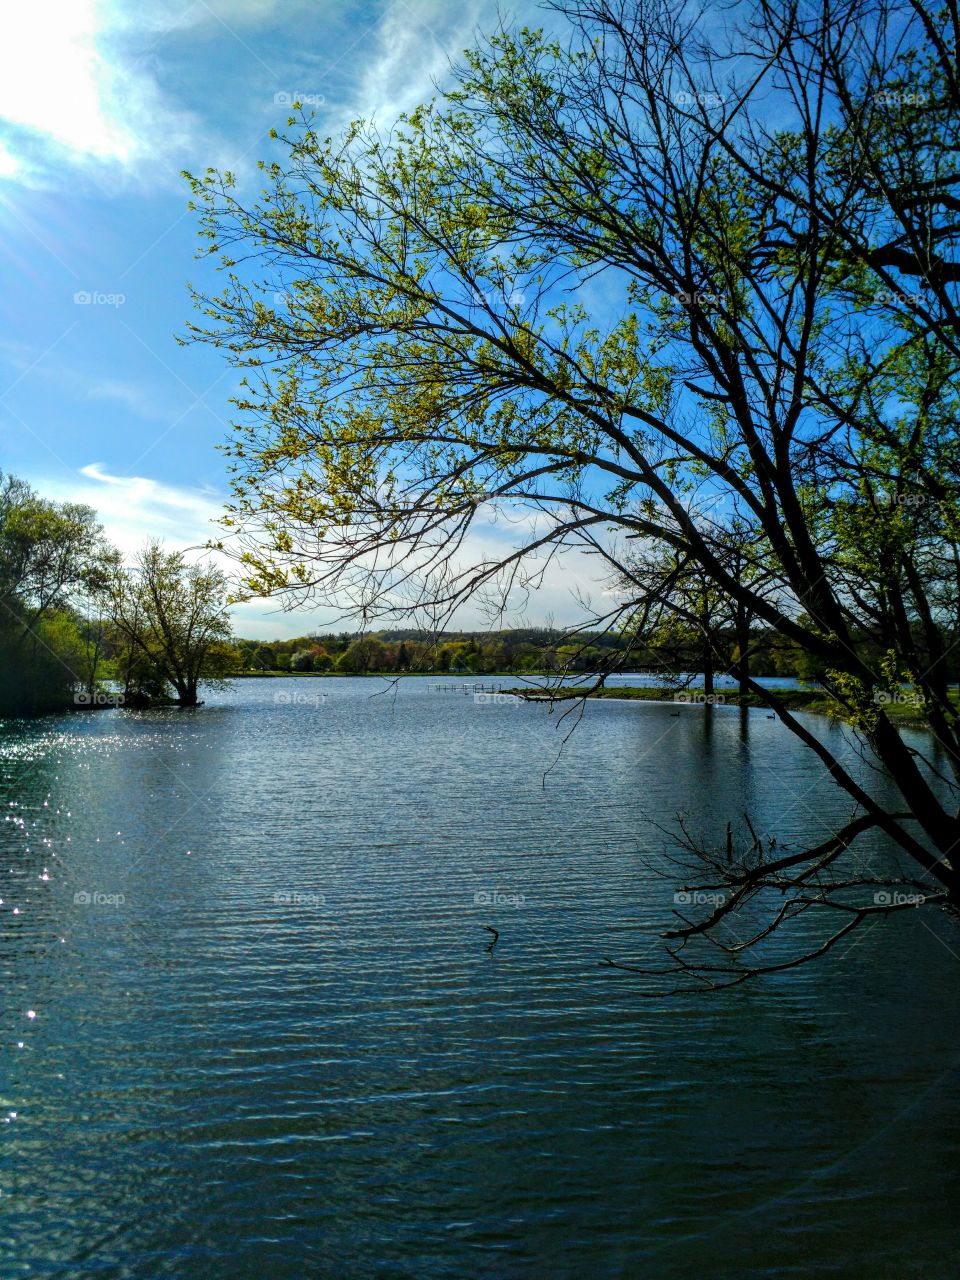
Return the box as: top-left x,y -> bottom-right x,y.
174,677 -> 200,706
735,605 -> 750,698
702,635 -> 714,697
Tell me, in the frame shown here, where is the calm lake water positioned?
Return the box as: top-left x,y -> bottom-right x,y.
2,677 -> 960,1279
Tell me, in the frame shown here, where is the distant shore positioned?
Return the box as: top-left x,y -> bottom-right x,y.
227,672 -> 941,728
506,684 -> 940,727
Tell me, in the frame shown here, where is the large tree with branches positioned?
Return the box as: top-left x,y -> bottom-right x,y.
184,0 -> 960,986
107,543 -> 232,708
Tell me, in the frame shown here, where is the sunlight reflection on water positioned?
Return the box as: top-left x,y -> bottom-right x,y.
2,677 -> 959,1279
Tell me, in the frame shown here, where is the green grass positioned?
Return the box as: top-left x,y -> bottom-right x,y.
505,684 -> 946,727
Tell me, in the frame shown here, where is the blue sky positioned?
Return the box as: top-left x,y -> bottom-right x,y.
0,0 -> 615,638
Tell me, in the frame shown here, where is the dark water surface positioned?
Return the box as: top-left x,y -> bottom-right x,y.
2,677 -> 959,1278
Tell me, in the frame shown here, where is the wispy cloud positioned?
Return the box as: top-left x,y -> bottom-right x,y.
341,0 -> 486,126
41,463 -> 224,557
82,378 -> 172,423
0,344 -> 185,425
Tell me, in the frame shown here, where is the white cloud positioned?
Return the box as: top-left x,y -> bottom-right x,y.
148,0 -> 305,32
0,0 -> 464,190
33,463 -> 294,636
343,0 -> 486,127
0,0 -> 538,191
30,463 -> 608,636
435,511 -> 615,630
0,0 -> 205,188
41,463 -> 224,558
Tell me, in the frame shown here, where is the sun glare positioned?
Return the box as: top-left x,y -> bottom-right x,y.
0,0 -> 124,169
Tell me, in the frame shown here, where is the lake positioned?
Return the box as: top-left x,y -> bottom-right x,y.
2,677 -> 960,1278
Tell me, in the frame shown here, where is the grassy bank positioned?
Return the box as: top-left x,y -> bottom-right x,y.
506,684 -> 942,727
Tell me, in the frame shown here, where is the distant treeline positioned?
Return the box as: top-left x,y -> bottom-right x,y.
6,471 -> 956,718
234,625 -> 930,680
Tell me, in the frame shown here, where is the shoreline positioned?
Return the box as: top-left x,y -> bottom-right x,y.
505,684 -> 937,728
